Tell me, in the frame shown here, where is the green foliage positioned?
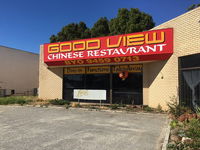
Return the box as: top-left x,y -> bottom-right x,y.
195,106 -> 200,116
49,8 -> 155,42
187,4 -> 200,11
167,96 -> 190,118
91,17 -> 110,37
167,141 -> 200,150
109,8 -> 155,35
49,99 -> 70,105
185,118 -> 200,139
109,104 -> 119,110
50,22 -> 91,43
109,8 -> 129,35
143,106 -> 154,112
49,35 -> 58,43
0,96 -> 33,105
170,120 -> 179,129
168,118 -> 200,150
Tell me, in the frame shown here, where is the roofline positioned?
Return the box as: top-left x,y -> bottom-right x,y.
0,45 -> 39,55
154,7 -> 200,28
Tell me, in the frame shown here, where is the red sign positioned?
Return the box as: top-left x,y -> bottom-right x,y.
44,28 -> 173,66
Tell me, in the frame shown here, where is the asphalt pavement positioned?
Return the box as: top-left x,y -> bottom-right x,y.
0,106 -> 168,150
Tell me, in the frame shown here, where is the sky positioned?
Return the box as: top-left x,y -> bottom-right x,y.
0,0 -> 199,54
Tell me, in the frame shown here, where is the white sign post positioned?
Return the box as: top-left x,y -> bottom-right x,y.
73,89 -> 106,106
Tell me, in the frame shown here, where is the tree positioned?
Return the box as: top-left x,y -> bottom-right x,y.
50,22 -> 90,43
49,35 -> 57,43
91,17 -> 110,37
187,4 -> 200,11
78,22 -> 91,39
109,8 -> 155,35
49,8 -> 155,42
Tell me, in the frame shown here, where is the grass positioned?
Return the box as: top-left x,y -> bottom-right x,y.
0,97 -> 70,107
0,96 -> 36,105
49,99 -> 70,105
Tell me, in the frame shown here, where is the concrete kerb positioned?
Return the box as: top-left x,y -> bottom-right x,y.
3,104 -> 168,115
161,119 -> 171,150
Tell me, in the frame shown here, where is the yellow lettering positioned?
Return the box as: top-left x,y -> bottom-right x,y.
127,34 -> 144,46
60,43 -> 72,52
86,39 -> 100,50
48,44 -> 59,53
145,32 -> 165,44
73,41 -> 86,51
107,36 -> 122,48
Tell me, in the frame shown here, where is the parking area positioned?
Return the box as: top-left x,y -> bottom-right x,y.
0,106 -> 168,150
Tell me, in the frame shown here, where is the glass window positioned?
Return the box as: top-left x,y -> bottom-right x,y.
180,53 -> 200,68
112,73 -> 143,105
63,74 -> 85,89
112,73 -> 142,91
179,53 -> 200,109
85,74 -> 110,89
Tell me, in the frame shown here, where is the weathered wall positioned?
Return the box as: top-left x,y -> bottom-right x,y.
0,46 -> 39,94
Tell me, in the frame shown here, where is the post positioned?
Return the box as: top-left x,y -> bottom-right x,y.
110,70 -> 113,104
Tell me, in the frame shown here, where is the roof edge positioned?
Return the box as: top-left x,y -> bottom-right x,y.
0,45 -> 39,55
153,7 -> 200,29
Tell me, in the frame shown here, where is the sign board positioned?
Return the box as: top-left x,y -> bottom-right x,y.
64,67 -> 85,74
112,64 -> 142,73
86,66 -> 110,74
73,89 -> 106,100
64,64 -> 142,74
44,28 -> 173,66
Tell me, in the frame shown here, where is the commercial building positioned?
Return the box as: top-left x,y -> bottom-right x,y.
0,46 -> 39,96
39,8 -> 200,109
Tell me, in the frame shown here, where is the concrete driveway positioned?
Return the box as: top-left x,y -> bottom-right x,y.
0,106 -> 168,150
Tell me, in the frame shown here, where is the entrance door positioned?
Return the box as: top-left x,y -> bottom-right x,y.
112,73 -> 143,105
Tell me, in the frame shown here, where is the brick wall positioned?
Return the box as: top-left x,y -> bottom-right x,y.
143,7 -> 200,109
38,45 -> 63,99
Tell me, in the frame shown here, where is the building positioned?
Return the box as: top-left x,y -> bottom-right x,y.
0,46 -> 39,96
39,7 -> 200,109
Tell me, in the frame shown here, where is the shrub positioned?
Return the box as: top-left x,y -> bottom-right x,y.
0,96 -> 33,105
49,99 -> 70,105
167,96 -> 191,118
185,118 -> 200,139
156,104 -> 163,112
143,106 -> 154,112
170,120 -> 179,129
195,107 -> 200,116
109,104 -> 119,110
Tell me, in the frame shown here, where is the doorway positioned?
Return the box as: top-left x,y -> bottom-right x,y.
112,73 -> 143,105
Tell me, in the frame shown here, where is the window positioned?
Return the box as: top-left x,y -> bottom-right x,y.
179,53 -> 200,109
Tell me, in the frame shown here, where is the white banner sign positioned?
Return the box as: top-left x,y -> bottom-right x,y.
73,89 -> 106,100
